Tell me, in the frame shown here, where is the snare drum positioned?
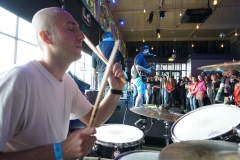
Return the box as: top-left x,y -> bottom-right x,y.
115,150 -> 160,160
171,104 -> 240,143
93,124 -> 144,159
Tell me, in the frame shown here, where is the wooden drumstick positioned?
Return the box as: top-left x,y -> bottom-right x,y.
83,35 -> 127,84
88,40 -> 120,127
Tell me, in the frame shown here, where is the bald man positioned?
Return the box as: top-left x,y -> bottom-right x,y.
0,7 -> 125,160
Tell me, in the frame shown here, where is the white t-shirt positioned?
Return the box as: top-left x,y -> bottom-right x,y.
0,60 -> 92,151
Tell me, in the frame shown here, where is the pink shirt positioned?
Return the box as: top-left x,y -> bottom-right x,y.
197,80 -> 207,93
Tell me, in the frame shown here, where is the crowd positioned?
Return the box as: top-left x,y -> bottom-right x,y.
129,70 -> 240,113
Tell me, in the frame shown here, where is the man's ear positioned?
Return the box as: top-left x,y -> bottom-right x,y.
39,31 -> 52,45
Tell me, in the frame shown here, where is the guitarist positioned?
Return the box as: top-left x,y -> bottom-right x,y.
133,45 -> 154,107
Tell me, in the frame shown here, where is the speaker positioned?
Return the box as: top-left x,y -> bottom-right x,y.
124,108 -> 174,146
105,98 -> 131,124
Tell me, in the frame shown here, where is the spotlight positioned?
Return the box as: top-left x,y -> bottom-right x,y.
196,24 -> 199,29
213,0 -> 217,5
143,39 -> 145,42
192,44 -> 194,47
235,31 -> 238,36
119,19 -> 124,25
147,12 -> 154,24
159,11 -> 165,19
219,32 -> 225,38
156,29 -> 161,38
151,47 -> 154,50
221,43 -> 224,47
179,12 -> 182,17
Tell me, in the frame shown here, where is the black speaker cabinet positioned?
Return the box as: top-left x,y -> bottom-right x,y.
105,98 -> 131,124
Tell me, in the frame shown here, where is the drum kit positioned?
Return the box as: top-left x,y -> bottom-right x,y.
87,62 -> 240,160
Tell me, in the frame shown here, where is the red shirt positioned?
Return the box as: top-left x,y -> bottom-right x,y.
189,81 -> 198,96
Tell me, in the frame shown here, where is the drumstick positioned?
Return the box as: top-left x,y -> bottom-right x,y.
83,35 -> 127,84
88,40 -> 120,127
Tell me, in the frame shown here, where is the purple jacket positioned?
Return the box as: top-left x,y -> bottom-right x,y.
197,80 -> 206,93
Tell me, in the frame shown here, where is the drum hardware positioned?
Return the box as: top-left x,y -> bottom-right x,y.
130,107 -> 183,122
115,150 -> 160,160
232,126 -> 240,137
159,140 -> 240,160
197,61 -> 240,71
92,124 -> 144,159
163,120 -> 171,146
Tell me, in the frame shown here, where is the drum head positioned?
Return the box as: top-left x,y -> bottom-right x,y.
171,104 -> 240,141
115,150 -> 160,160
95,124 -> 143,144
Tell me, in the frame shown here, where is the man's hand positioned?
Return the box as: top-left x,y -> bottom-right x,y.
61,127 -> 96,159
108,63 -> 125,90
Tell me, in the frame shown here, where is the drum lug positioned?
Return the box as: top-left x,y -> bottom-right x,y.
92,144 -> 98,151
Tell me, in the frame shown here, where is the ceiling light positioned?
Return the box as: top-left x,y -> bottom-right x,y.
179,12 -> 182,17
192,44 -> 194,47
235,31 -> 238,36
119,19 -> 124,25
156,29 -> 161,38
196,24 -> 199,29
151,47 -> 154,50
174,37 -> 176,41
160,11 -> 165,19
213,0 -> 217,5
136,48 -> 138,52
221,43 -> 224,47
219,32 -> 225,38
143,7 -> 146,13
168,57 -> 174,61
131,28 -> 134,32
143,39 -> 145,42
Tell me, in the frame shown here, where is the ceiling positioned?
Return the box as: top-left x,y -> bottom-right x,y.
106,0 -> 240,42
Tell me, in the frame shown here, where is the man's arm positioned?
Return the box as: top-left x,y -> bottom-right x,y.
0,128 -> 96,160
135,64 -> 152,73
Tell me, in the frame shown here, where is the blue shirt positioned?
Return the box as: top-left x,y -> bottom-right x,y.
133,52 -> 146,79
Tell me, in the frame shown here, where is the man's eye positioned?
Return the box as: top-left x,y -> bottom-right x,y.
68,29 -> 74,31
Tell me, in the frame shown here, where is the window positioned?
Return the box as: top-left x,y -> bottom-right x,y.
16,41 -> 40,65
0,7 -> 17,37
18,18 -> 37,44
0,34 -> 15,72
0,6 -> 94,88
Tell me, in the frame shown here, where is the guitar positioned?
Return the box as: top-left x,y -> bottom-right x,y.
140,63 -> 156,82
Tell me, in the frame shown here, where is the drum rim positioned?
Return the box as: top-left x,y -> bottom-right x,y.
171,104 -> 240,142
95,124 -> 144,148
114,150 -> 160,159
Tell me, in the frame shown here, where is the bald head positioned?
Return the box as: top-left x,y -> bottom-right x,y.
32,7 -> 67,50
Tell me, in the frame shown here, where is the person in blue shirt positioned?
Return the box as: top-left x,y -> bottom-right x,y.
92,32 -> 122,96
133,45 -> 154,107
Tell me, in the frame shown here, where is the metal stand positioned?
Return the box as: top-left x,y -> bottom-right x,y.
163,120 -> 171,146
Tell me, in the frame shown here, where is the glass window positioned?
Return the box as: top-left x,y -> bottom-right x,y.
182,71 -> 186,77
0,34 -> 15,72
168,63 -> 174,70
16,41 -> 41,65
67,62 -> 76,75
175,63 -> 181,70
75,61 -> 85,80
0,7 -> 17,37
182,63 -> 186,70
161,63 -> 167,70
18,18 -> 37,44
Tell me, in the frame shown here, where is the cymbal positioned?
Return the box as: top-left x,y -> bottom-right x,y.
159,140 -> 240,160
130,106 -> 183,122
197,61 -> 240,71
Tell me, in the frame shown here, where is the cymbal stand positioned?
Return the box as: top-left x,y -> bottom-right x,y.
163,120 -> 171,146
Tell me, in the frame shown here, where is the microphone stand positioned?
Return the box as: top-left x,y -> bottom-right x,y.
151,56 -> 168,77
